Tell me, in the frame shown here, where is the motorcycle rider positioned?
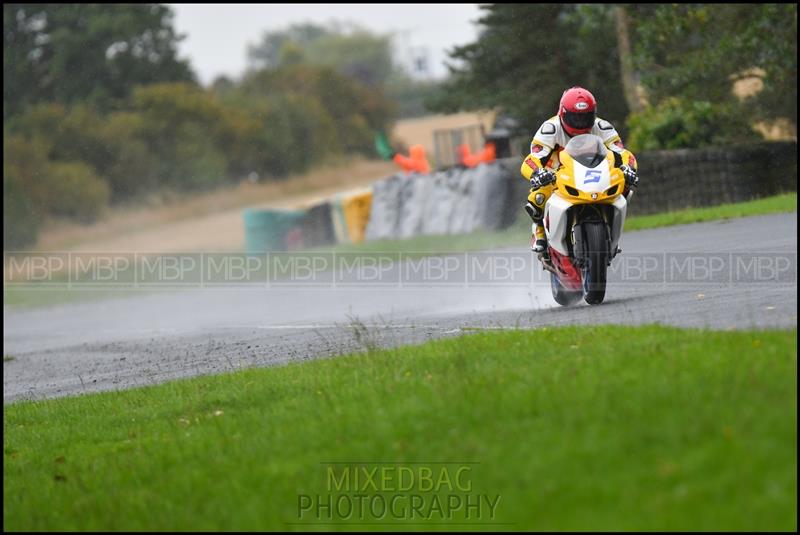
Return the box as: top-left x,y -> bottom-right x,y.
521,86 -> 639,253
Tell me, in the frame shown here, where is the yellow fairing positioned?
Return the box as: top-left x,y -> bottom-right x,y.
554,151 -> 626,204
527,182 -> 557,206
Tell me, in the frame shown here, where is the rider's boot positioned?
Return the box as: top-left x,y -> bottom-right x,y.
531,222 -> 547,253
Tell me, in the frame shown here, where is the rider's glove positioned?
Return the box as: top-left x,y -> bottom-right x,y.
620,165 -> 638,189
530,168 -> 556,189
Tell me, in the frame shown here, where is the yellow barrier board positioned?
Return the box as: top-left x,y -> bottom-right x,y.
341,189 -> 373,244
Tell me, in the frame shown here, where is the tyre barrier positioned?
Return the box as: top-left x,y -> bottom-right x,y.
365,161 -> 516,241
242,208 -> 306,253
301,201 -> 335,248
365,173 -> 405,241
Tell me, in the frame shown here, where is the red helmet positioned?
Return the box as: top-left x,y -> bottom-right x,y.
559,87 -> 597,136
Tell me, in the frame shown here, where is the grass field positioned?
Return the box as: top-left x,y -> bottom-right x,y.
4,325 -> 796,531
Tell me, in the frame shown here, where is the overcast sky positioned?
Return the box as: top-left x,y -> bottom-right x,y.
169,3 -> 484,85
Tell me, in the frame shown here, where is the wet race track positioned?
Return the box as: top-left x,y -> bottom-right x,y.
4,213 -> 796,403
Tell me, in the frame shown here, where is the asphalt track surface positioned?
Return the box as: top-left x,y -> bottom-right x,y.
4,213 -> 797,403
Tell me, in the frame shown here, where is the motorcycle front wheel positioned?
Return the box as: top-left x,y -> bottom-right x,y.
580,222 -> 609,305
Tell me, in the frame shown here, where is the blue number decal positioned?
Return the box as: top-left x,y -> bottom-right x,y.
584,170 -> 601,184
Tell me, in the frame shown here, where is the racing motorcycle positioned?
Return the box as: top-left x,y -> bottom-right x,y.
535,134 -> 633,306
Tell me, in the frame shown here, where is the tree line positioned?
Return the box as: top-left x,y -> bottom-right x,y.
430,4 -> 797,153
4,5 -> 431,248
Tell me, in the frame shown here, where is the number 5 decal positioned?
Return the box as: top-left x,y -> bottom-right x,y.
584,170 -> 601,184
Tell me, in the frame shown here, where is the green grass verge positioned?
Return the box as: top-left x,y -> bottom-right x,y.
624,192 -> 797,232
4,325 -> 796,531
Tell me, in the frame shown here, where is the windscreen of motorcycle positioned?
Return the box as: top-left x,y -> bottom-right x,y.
564,134 -> 607,168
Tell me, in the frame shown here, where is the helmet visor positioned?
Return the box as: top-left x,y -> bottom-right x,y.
563,110 -> 595,131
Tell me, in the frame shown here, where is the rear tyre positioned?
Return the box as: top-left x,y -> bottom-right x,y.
550,272 -> 583,306
581,223 -> 609,305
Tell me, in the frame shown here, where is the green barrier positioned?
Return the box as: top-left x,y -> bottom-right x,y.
242,208 -> 306,253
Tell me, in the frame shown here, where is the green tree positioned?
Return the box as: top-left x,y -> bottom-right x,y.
304,27 -> 394,88
626,97 -> 757,152
98,111 -> 158,201
43,161 -> 110,222
4,169 -> 39,249
257,94 -> 333,177
429,4 -> 629,134
246,21 -> 436,119
247,23 -> 327,70
7,103 -> 159,202
247,22 -> 393,88
630,4 -> 797,129
130,83 -> 229,191
3,134 -> 46,248
385,71 -> 442,118
238,64 -> 396,157
4,132 -> 109,247
3,3 -> 194,117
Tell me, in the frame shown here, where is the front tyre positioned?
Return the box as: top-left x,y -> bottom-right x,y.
581,222 -> 609,305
